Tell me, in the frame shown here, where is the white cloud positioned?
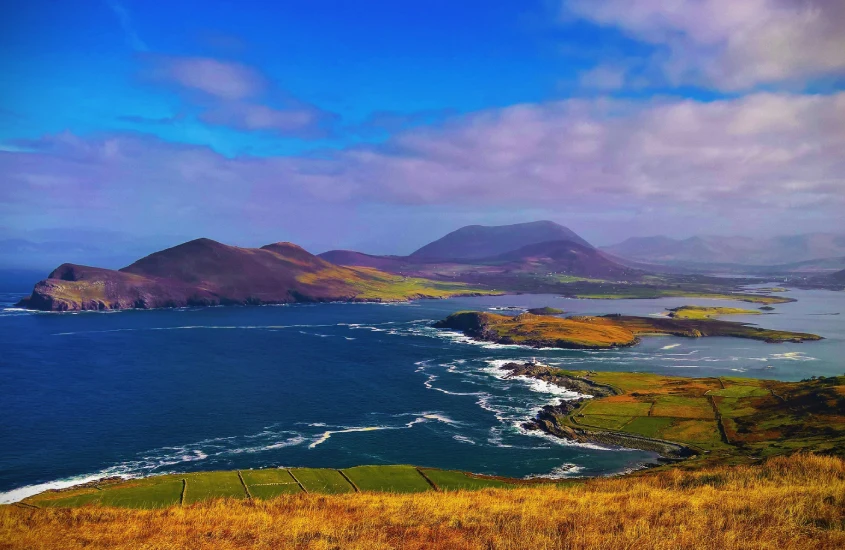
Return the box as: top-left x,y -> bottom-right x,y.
566,0 -> 845,90
155,57 -> 266,100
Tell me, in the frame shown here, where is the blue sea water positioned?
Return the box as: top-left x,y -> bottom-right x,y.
0,288 -> 842,502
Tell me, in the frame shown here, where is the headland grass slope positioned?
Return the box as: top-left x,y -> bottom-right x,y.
511,366 -> 845,462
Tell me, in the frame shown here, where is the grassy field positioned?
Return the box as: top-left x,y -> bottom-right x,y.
240,469 -> 303,499
3,454 -> 842,549
567,285 -> 794,304
297,265 -> 501,301
435,310 -> 822,349
341,465 -> 433,493
549,370 -> 845,459
289,468 -> 355,494
183,471 -> 246,504
20,465 -> 517,510
26,476 -> 186,509
668,305 -> 762,319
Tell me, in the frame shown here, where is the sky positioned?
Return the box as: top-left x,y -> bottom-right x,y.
1,0 -> 844,266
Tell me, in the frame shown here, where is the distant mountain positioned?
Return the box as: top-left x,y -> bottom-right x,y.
409,221 -> 592,260
488,240 -> 638,279
17,239 -> 487,311
320,223 -> 637,282
829,269 -> 845,284
602,233 -> 845,266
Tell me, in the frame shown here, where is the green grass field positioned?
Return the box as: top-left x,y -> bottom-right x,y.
96,479 -> 184,508
28,476 -> 186,509
651,396 -> 715,419
23,465 -> 524,509
580,400 -> 652,416
289,468 -> 356,494
341,465 -> 433,493
575,415 -> 634,430
668,305 -> 761,319
621,417 -> 676,438
240,469 -> 303,499
183,471 -> 246,504
708,385 -> 771,397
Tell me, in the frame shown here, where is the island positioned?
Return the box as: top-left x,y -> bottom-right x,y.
433,311 -> 822,349
667,305 -> 762,319
526,306 -> 565,315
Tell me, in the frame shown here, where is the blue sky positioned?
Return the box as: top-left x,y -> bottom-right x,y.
3,1 -> 642,156
1,0 -> 844,265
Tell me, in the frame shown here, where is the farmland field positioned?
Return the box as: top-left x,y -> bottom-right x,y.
289,468 -> 355,494
338,466 -> 433,493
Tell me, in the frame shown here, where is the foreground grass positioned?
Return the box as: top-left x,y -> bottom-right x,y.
2,454 -> 842,549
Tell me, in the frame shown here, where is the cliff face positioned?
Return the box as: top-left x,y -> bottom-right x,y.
17,239 -> 489,311
18,264 -> 211,311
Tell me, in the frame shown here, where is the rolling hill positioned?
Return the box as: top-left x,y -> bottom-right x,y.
408,220 -> 593,260
319,221 -> 639,281
487,240 -> 638,279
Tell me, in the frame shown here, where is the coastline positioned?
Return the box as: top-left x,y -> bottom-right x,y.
501,362 -> 700,462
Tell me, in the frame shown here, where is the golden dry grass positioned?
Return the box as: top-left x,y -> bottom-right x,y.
2,454 -> 843,550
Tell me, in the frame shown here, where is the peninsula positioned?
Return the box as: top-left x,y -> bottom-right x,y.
433,310 -> 822,349
503,362 -> 845,465
16,239 -> 496,311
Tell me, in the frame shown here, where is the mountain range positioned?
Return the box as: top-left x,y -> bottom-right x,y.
601,234 -> 845,269
18,221 -> 637,311
22,220 -> 843,312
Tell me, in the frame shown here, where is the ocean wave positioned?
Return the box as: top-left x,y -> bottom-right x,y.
660,343 -> 682,350
308,413 -> 457,449
769,352 -> 816,361
0,471 -> 130,505
0,429 -> 312,503
482,360 -> 589,400
526,463 -> 585,480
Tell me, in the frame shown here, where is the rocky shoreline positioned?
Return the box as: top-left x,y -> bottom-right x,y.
500,361 -> 698,461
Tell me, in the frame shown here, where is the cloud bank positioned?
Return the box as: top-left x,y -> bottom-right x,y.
3,92 -> 843,238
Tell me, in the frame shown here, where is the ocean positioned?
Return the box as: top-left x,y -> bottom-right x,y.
1,288 -> 842,503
